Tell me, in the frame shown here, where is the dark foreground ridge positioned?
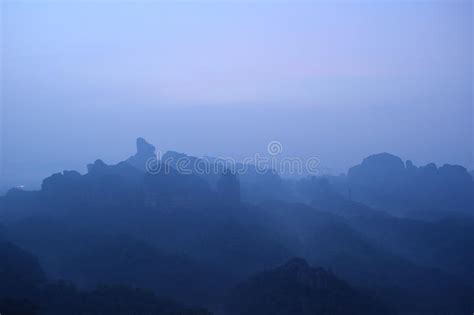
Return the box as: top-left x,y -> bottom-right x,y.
226,258 -> 392,315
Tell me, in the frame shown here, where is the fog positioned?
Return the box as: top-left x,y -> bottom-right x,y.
1,2 -> 474,314
1,0 -> 472,188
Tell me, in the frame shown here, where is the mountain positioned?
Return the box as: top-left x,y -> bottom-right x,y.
59,234 -> 219,305
1,139 -> 473,314
299,175 -> 474,286
161,150 -> 287,203
125,137 -> 157,172
0,240 -> 46,300
0,234 -> 213,315
225,258 -> 391,315
347,153 -> 474,214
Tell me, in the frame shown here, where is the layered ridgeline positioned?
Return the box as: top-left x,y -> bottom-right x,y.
0,240 -> 211,315
0,138 -> 473,315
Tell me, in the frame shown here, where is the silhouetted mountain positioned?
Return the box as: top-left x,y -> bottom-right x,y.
162,151 -> 207,175
33,161 -> 144,218
144,166 -> 212,210
344,213 -> 474,285
161,150 -> 286,203
0,235 -> 213,315
0,241 -> 45,301
226,258 -> 391,315
1,139 -> 473,314
61,234 -> 217,304
347,153 -> 474,214
125,137 -> 157,172
296,175 -> 474,287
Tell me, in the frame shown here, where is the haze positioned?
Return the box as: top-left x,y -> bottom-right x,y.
1,0 -> 472,188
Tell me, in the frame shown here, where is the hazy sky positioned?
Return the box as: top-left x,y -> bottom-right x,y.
1,0 -> 473,187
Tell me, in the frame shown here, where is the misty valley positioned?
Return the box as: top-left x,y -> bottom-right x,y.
2,0 -> 473,313
0,138 -> 473,315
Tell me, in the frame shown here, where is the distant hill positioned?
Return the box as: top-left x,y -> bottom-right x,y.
347,153 -> 474,213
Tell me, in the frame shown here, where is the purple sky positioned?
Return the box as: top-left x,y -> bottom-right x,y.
1,0 -> 473,187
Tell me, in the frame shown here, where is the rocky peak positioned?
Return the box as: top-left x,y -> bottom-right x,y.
126,138 -> 157,172
136,137 -> 155,157
361,153 -> 405,171
87,159 -> 108,173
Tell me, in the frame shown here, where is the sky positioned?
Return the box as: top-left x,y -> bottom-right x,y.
1,0 -> 473,188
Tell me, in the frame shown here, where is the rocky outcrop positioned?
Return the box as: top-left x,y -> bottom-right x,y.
348,153 -> 474,212
125,137 -> 156,172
